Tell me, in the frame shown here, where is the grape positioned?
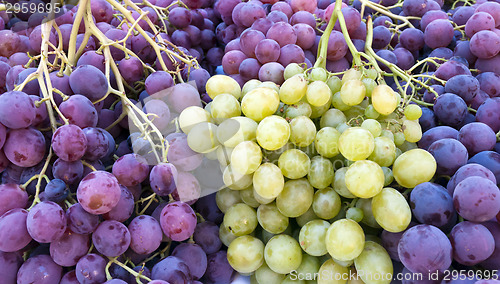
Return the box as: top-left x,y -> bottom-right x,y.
0,251 -> 23,284
288,116 -> 315,147
253,163 -> 284,199
399,28 -> 425,51
255,39 -> 281,64
424,19 -> 454,48
160,201 -> 197,241
166,133 -> 203,172
151,255 -> 192,284
69,65 -> 108,102
372,25 -> 392,49
76,171 -> 121,215
0,91 -> 35,129
447,164 -> 497,195
404,105 -> 422,121
306,156 -> 333,190
264,234 -> 302,274
230,141 -> 262,175
205,250 -> 235,283
476,72 -> 500,98
52,158 -> 84,185
141,99 -> 172,131
259,62 -> 285,85
145,71 -> 174,96
3,127 -> 45,168
210,93 -> 241,124
222,50 -> 247,75
60,270 -> 79,284
256,115 -> 290,151
75,254 -> 107,284
0,208 -> 32,252
393,149 -> 436,188
26,201 -> 67,243
17,254 -> 62,284
354,241 -> 393,284
82,127 -> 111,161
52,124 -> 87,162
103,186 -> 134,222
476,98 -> 500,132
257,202 -> 289,234
372,187 -> 412,233
394,47 -> 415,70
279,74 -> 307,105
149,163 -> 178,197
450,221 -> 495,266
453,176 -> 500,222
92,220 -> 131,257
458,122 -> 497,156
128,215 -> 163,256
66,203 -> 99,235
276,178 -> 314,218
278,149 -> 310,179
278,44 -> 305,67
469,30 -> 500,60
418,126 -> 458,150
326,219 -> 365,262
410,182 -> 454,227
339,127 -> 375,161
178,106 -> 211,135
224,203 -> 258,236
0,30 -> 21,57
266,22 -> 297,47
317,259 -> 349,284
465,12 -> 496,38
371,85 -> 398,115
193,221 -> 222,254
255,262 -> 285,284
239,58 -> 261,80
299,219 -> 330,257
326,30 -> 348,61
428,138 -> 468,176
367,137 -> 396,167
344,160 -> 384,198
0,184 -> 28,216
49,229 -> 90,267
112,153 -> 150,186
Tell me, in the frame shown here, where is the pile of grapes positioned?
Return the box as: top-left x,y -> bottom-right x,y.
0,0 -> 499,283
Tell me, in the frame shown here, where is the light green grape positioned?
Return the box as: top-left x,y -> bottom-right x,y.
219,221 -> 238,247
364,105 -> 380,119
395,148 -> 402,159
379,129 -> 394,141
280,74 -> 308,104
210,93 -> 242,123
217,146 -> 233,167
346,207 -> 364,222
256,115 -> 291,151
299,220 -> 330,256
381,167 -> 394,186
362,77 -> 377,97
320,109 -> 347,129
289,116 -> 316,147
325,219 -> 365,262
393,132 -> 405,146
340,79 -> 366,106
345,160 -> 384,198
257,203 -> 289,234
342,69 -> 363,83
371,85 -> 398,115
306,81 -> 332,107
404,104 -> 422,120
336,122 -> 350,134
227,235 -> 265,273
259,81 -> 281,94
332,167 -> 356,198
296,207 -> 319,227
296,253 -> 320,279
338,127 -> 375,161
253,163 -> 285,199
307,156 -> 334,190
317,259 -> 349,284
398,141 -> 418,152
264,234 -> 303,274
216,116 -> 258,148
331,91 -> 351,111
206,75 -> 241,99
355,198 -> 381,229
216,187 -> 242,213
327,76 -> 342,94
187,122 -> 220,153
392,149 -> 436,188
309,67 -> 328,82
231,141 -> 262,175
285,101 -> 313,119
242,79 -> 262,96
284,63 -> 304,80
255,262 -> 286,284
354,241 -> 393,284
276,179 -> 314,218
242,87 -> 280,122
179,106 -> 212,134
223,165 -> 253,190
223,203 -> 258,236
364,68 -> 378,80
368,137 -> 397,167
361,119 -> 382,137
372,187 -> 411,232
278,149 -> 311,179
312,187 -> 341,220
310,95 -> 332,118
240,187 -> 261,208
402,119 -> 422,143
282,275 -> 305,284
315,127 -> 341,158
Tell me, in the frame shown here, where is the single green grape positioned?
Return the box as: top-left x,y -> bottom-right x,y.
346,207 -> 364,223
279,74 -> 308,104
299,219 -> 330,256
354,241 -> 393,284
344,105 -> 365,122
259,81 -> 280,94
222,165 -> 253,190
392,149 -> 436,188
345,160 -> 384,198
276,179 -> 314,218
240,186 -> 261,208
187,122 -> 220,153
371,85 -> 398,115
364,68 -> 378,80
210,93 -> 242,123
242,87 -> 280,122
317,258 -> 349,284
255,262 -> 285,284
362,77 -> 377,97
315,127 -> 341,158
338,127 -> 375,161
306,80 -> 332,107
361,119 -> 382,137
327,76 -> 342,94
312,187 -> 341,220
332,167 -> 356,198
289,116 -> 316,147
284,101 -> 312,119
284,63 -> 304,80
355,198 -> 381,229
223,203 -> 258,236
309,67 -> 328,82
331,91 -> 351,111
402,119 -> 422,143
379,129 -> 394,141
393,131 -> 405,146
368,137 -> 397,167
320,108 -> 347,128
256,115 -> 291,151
336,122 -> 350,134
325,219 -> 365,262
253,163 -> 285,199
307,156 -> 334,190
179,106 -> 212,134
340,79 -> 366,106
364,104 -> 380,119
227,235 -> 265,273
257,203 -> 289,234
231,141 -> 262,175
278,149 -> 311,179
264,234 -> 303,274
206,75 -> 241,99
372,187 -> 412,232
342,69 -> 363,83
404,104 -> 422,120
216,116 -> 258,148
398,141 -> 418,152
242,79 -> 262,96
381,166 -> 394,186
296,207 -> 319,227
216,187 -> 242,213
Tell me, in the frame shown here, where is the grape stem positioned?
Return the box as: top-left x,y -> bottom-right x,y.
314,0 -> 342,69
27,149 -> 53,210
108,257 -> 153,283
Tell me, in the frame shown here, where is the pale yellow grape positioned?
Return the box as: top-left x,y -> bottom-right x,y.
344,105 -> 365,121
354,241 -> 393,284
327,76 -> 342,94
242,79 -> 262,96
284,101 -> 312,119
371,85 -> 398,115
361,119 -> 382,137
227,235 -> 264,273
381,167 -> 394,186
240,187 -> 260,208
187,122 -> 220,153
325,219 -> 365,262
372,187 -> 411,232
210,93 -> 241,123
299,220 -> 330,256
216,187 -> 242,213
264,234 -> 303,274
404,104 -> 422,120
253,187 -> 275,205
362,78 -> 377,97
331,92 -> 351,111
345,160 -> 384,198
255,262 -> 285,284
379,130 -> 394,141
276,179 -> 314,218
315,127 -> 341,158
263,142 -> 294,164
364,105 -> 380,119
279,74 -> 308,104
278,149 -> 310,179
253,163 -> 285,199
364,68 -> 378,80
368,137 -> 397,167
284,63 -> 304,80
393,149 -> 436,188
336,122 -> 350,133
224,203 -> 258,236
217,146 -> 233,167
259,81 -> 280,94
309,67 -> 328,82
393,132 -> 405,146
317,259 -> 349,284
312,187 -> 341,219
306,81 -> 331,107
178,106 -> 212,134
223,165 -> 253,190
342,68 -> 363,83
332,167 -> 356,198
338,127 -> 375,161
242,87 -> 280,122
296,254 -> 321,280
256,116 -> 290,151
257,203 -> 289,234
307,156 -> 334,190
289,116 -> 316,147
206,75 -> 241,99
231,141 -> 262,174
340,79 -> 366,106
402,119 -> 422,143
346,207 -> 364,223
219,222 -> 238,247
217,116 -> 258,148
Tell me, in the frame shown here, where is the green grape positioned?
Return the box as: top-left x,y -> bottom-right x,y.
242,87 -> 280,122
342,69 -> 363,83
355,198 -> 380,228
264,234 -> 303,274
317,259 -> 349,284
256,115 -> 291,151
361,119 -> 382,137
359,98 -> 370,108
216,187 -> 242,213
340,79 -> 366,106
278,149 -> 311,179
282,274 -> 305,284
257,203 -> 289,234
345,160 -> 384,198
264,142 -> 294,165
210,93 -> 242,123
371,85 -> 398,115
289,116 -> 316,147
336,122 -> 350,134
231,141 -> 263,175
310,95 -> 332,118
364,105 -> 380,119
254,163 -> 285,199
306,81 -> 332,107
296,253 -> 320,279
276,179 -> 314,218
299,220 -> 330,256
395,148 -> 402,159
338,127 -> 375,161
296,207 -> 319,227
332,167 -> 356,198
331,91 -> 351,111
364,68 -> 378,80
187,122 -> 220,153
206,74 -> 242,99
242,79 -> 262,96
309,67 -> 328,82
312,187 -> 341,220
368,137 -> 397,167
224,203 -> 258,236
372,187 -> 412,232
362,77 -> 377,97
227,235 -> 265,273
255,262 -> 286,284
320,109 -> 347,129
343,106 -> 365,123
279,74 -> 308,104
393,132 -> 405,146
346,207 -> 364,222
354,241 -> 393,284
393,149 -> 436,188
398,141 -> 418,152
216,116 -> 258,148
379,129 -> 394,141
179,106 -> 212,134
307,156 -> 334,190
327,76 -> 343,94
285,101 -> 313,119
315,127 -> 341,158
402,119 -> 422,143
217,146 -> 233,167
284,63 -> 305,80
241,187 -> 261,208
325,219 -> 365,262
404,104 -> 422,120
223,165 -> 253,190
381,167 -> 394,186
260,227 -> 276,244
259,81 -> 281,94
219,221 -> 238,247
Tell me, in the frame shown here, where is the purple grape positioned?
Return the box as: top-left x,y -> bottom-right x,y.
476,72 -> 500,98
193,221 -> 222,254
104,280 -> 128,284
75,254 -> 107,284
448,163 -> 497,197
424,19 -> 454,49
259,62 -> 285,84
77,170 -> 121,215
69,65 -> 108,102
195,193 -> 223,225
129,266 -> 152,283
0,251 -> 23,284
403,0 -> 430,17
267,10 -> 288,23
52,124 -> 88,162
3,127 -> 46,168
29,95 -> 48,127
172,243 -> 207,280
251,17 -> 273,34
52,158 -> 84,185
44,179 -> 69,203
205,251 -> 235,283
399,28 -> 425,52
17,254 -> 62,284
0,90 -> 36,129
222,50 -> 247,75
0,184 -> 28,216
66,203 -> 99,235
434,60 -> 471,81
376,50 -> 398,72
266,22 -> 297,47
450,221 -> 495,266
418,126 -> 458,150
0,208 -> 31,252
453,176 -> 500,222
393,47 -> 414,70
482,221 -> 500,270
452,6 -> 475,26
150,163 -> 178,197
82,127 -> 111,161
142,99 -> 172,131
278,44 -> 305,67
50,229 -> 90,266
428,138 -> 468,176
60,270 -> 79,284
421,10 -> 448,31
444,74 -> 479,104
90,0 -> 114,22
117,56 -> 144,84
469,30 -> 500,60
102,186 -> 134,222
239,29 -> 265,58
468,151 -> 500,185
458,122 -> 497,156
104,29 -> 132,61
160,201 -> 197,241
372,25 -> 392,49
0,30 -> 21,57
128,215 -> 163,255
165,82 -> 202,113
453,40 -> 477,66
293,23 -> 315,50
410,182 -> 454,227
112,153 -> 149,187
465,12 -> 495,38
131,32 -> 156,64
255,38 -> 281,64
151,256 -> 192,283
48,71 -> 73,104
26,201 -> 67,243
433,93 -> 468,127
169,7 -> 192,28
239,58 -> 261,80
92,220 -> 131,257
326,30 -> 348,61
172,29 -> 192,49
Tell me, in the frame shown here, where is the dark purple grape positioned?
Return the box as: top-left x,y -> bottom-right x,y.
239,58 -> 261,80
453,176 -> 500,222
0,90 -> 35,129
60,270 -> 79,284
151,256 -> 192,283
69,65 -> 108,102
476,98 -> 500,132
410,182 -> 454,227
172,243 -> 207,280
150,163 -> 178,197
381,222 -> 417,262
419,107 -> 437,132
195,193 -> 223,225
50,229 -> 90,267
44,179 -> 69,203
393,47 -> 414,70
104,29 -> 132,61
465,12 -> 495,38
372,25 -> 392,49
76,170 -> 121,215
255,39 -> 280,64
193,221 -> 222,254
82,127 -> 111,161
424,19 -> 454,49
450,221 -> 495,266
26,201 -> 67,243
433,93 -> 468,127
17,254 -> 62,284
75,254 -> 107,284
205,251 -> 235,283
160,201 -> 197,241
3,127 -> 46,167
420,10 -> 448,31
458,122 -> 497,156
476,72 -> 500,98
403,0 -> 429,17
468,150 -> 500,185
0,208 -> 32,252
222,50 -> 247,75
399,28 -> 425,52
145,71 -> 174,95
447,164 -> 497,195
419,126 -> 458,150
66,203 -> 99,235
428,138 -> 468,176
444,75 -> 479,104
434,60 -> 471,81
470,30 -> 500,59
52,158 -> 84,185
169,7 -> 192,28
118,57 -> 144,84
